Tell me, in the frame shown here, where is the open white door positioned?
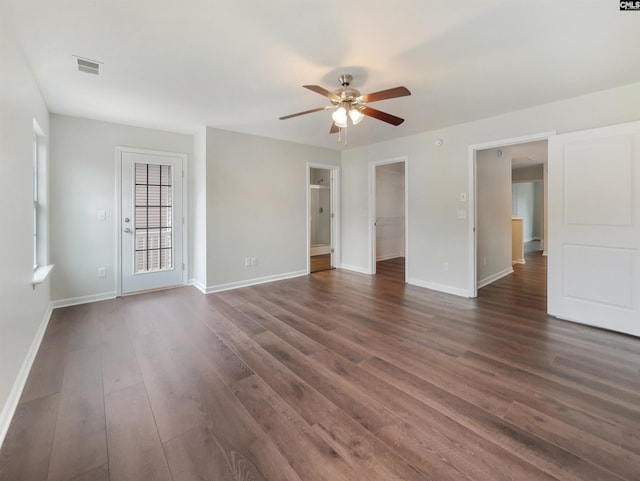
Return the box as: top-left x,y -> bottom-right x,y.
548,121 -> 640,336
120,149 -> 185,294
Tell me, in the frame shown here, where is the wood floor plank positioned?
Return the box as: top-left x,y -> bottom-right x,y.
163,425 -> 268,481
126,313 -> 205,444
200,302 -> 339,426
0,394 -> 59,481
503,402 -> 640,481
362,356 -> 628,481
46,347 -> 107,481
66,464 -> 109,481
253,330 -> 394,433
98,299 -> 143,395
231,375 -> 357,481
104,383 -> 171,481
190,369 -> 303,481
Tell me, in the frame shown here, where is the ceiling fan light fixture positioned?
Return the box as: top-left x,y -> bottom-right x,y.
332,104 -> 348,127
349,107 -> 364,125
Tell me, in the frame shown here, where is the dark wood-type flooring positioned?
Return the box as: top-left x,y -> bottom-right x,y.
309,254 -> 332,273
2,248 -> 640,481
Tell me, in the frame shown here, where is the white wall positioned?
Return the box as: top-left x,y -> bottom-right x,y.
477,148 -> 513,286
49,115 -> 194,303
192,127 -> 207,290
0,3 -> 51,444
341,81 -> 640,296
204,128 -> 340,291
376,162 -> 405,261
512,181 -> 543,242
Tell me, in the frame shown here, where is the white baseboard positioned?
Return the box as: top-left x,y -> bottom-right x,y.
51,291 -> 117,309
376,253 -> 404,262
205,270 -> 307,294
477,267 -> 514,289
339,264 -> 371,275
407,278 -> 471,298
0,303 -> 53,449
189,278 -> 207,294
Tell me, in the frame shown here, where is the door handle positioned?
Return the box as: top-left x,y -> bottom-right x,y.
123,227 -> 132,233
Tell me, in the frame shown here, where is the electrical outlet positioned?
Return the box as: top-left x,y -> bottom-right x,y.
457,209 -> 466,219
97,267 -> 106,278
443,262 -> 449,272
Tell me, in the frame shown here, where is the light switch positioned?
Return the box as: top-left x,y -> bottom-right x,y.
459,192 -> 467,202
97,210 -> 106,221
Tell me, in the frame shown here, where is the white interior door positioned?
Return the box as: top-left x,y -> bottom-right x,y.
548,121 -> 640,336
120,149 -> 184,294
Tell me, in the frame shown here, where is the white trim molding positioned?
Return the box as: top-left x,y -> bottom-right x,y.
51,291 -> 117,309
477,267 -> 514,289
189,278 -> 207,294
204,270 -> 308,294
407,278 -> 471,298
339,264 -> 370,275
0,303 -> 53,449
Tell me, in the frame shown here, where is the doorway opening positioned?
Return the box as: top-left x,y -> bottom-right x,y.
308,165 -> 339,273
369,158 -> 408,283
469,133 -> 553,300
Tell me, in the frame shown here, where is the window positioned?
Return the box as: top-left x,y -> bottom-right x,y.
134,162 -> 174,273
31,119 -> 52,286
33,132 -> 39,269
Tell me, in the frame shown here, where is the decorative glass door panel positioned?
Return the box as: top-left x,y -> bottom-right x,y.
134,163 -> 173,273
120,149 -> 183,294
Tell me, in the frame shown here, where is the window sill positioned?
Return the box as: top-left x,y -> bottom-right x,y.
32,264 -> 54,288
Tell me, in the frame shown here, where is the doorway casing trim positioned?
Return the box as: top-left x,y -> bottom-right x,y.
368,156 -> 409,281
306,162 -> 340,274
467,131 -> 555,298
115,146 -> 189,296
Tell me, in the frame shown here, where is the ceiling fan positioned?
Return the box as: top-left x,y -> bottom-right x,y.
279,74 -> 411,136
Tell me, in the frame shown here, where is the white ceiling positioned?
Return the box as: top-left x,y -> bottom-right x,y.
511,140 -> 548,169
7,0 -> 640,150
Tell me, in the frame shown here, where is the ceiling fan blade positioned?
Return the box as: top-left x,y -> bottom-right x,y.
279,106 -> 329,120
360,106 -> 405,126
361,86 -> 411,103
303,85 -> 341,101
329,122 -> 339,134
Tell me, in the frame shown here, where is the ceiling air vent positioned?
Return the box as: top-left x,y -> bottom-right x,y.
73,56 -> 102,75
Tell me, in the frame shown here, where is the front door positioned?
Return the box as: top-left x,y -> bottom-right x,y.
120,149 -> 184,294
548,121 -> 640,336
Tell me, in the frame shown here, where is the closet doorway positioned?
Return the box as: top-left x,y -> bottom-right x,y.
308,165 -> 338,273
369,158 -> 408,280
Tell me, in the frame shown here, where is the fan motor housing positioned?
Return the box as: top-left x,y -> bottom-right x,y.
331,87 -> 362,105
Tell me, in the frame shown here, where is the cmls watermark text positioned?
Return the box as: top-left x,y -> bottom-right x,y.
620,1 -> 640,10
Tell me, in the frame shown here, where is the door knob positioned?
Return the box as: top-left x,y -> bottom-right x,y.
123,227 -> 132,233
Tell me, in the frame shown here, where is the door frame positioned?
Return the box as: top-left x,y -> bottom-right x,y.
467,131 -> 555,298
306,163 -> 340,273
368,156 -> 409,279
115,146 -> 189,296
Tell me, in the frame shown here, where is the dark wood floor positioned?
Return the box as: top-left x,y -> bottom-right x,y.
2,250 -> 640,481
310,254 -> 332,273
